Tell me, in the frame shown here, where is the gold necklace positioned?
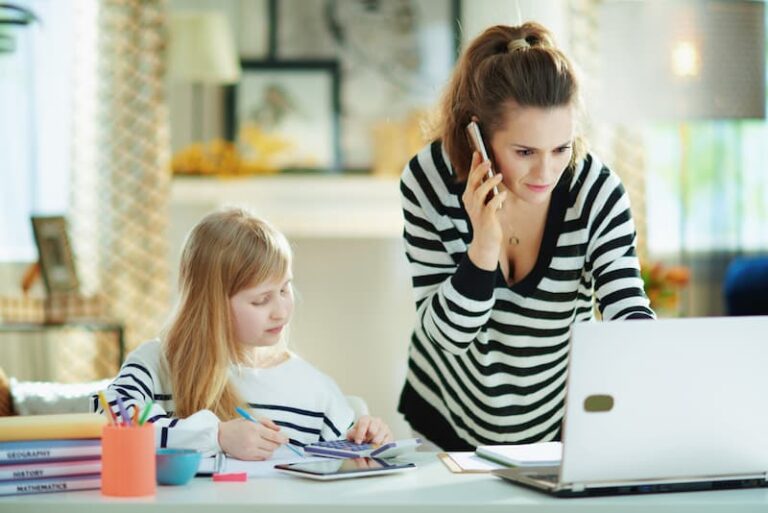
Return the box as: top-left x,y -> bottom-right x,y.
499,194 -> 521,245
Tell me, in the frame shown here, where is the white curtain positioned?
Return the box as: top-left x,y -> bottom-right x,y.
0,1 -> 74,380
0,0 -> 72,262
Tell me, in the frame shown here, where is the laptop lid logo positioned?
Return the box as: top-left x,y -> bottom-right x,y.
584,394 -> 614,412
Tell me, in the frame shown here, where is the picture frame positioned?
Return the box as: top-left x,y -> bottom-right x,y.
30,215 -> 79,294
225,59 -> 342,173
266,0 -> 461,171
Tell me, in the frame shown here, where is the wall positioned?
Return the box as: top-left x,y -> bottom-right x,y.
0,0 -> 575,436
164,0 -> 574,439
169,176 -> 415,437
0,264 -> 57,380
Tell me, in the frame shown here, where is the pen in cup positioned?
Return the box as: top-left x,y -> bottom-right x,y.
234,406 -> 303,457
97,391 -> 116,425
138,400 -> 154,426
114,395 -> 131,426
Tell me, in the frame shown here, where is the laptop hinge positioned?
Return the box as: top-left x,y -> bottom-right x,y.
570,483 -> 586,493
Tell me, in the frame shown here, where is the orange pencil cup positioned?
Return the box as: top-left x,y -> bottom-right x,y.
101,423 -> 156,497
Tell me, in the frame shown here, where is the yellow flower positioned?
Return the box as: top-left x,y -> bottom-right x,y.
171,124 -> 294,176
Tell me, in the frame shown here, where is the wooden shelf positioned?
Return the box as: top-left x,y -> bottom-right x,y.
170,175 -> 403,238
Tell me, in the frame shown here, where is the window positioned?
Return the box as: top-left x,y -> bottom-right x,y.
0,0 -> 73,262
646,122 -> 768,255
645,8 -> 768,256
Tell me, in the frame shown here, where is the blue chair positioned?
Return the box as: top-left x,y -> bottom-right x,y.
723,257 -> 768,316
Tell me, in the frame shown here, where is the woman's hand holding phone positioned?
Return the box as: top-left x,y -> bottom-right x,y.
463,151 -> 507,271
466,120 -> 499,202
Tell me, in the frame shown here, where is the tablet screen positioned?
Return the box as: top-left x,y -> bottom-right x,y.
275,457 -> 414,477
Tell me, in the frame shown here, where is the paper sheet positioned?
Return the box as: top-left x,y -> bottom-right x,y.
438,452 -> 506,473
198,446 -> 329,477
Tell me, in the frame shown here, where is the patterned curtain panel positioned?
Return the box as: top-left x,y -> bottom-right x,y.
70,0 -> 171,373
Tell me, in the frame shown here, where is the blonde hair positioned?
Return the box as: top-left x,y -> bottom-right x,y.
436,22 -> 585,180
164,208 -> 292,420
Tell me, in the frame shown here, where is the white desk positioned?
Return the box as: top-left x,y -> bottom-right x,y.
2,453 -> 768,513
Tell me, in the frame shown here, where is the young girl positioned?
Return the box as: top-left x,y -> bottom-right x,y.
92,208 -> 392,460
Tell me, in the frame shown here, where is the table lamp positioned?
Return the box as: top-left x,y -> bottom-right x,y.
167,11 -> 241,143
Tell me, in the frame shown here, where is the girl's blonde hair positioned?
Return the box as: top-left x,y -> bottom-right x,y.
436,22 -> 585,180
164,208 -> 292,420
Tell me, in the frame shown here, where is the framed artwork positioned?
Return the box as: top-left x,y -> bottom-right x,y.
225,59 -> 341,173
30,216 -> 79,294
267,0 -> 462,170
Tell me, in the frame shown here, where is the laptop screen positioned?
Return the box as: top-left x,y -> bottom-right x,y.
560,316 -> 768,485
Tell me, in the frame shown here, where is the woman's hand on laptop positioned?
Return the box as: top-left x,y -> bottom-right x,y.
347,415 -> 393,445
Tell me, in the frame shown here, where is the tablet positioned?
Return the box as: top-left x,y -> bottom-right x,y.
274,457 -> 416,480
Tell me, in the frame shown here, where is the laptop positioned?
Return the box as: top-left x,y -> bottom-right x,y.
494,316 -> 768,497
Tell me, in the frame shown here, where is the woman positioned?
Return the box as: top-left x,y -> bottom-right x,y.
398,23 -> 654,450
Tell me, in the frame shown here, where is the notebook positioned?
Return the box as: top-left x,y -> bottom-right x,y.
493,316 -> 768,497
475,442 -> 562,468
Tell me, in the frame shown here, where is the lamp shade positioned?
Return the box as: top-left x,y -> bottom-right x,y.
168,11 -> 241,84
596,0 -> 766,122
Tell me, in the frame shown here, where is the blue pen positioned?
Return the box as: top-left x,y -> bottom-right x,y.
235,406 -> 303,457
114,395 -> 131,426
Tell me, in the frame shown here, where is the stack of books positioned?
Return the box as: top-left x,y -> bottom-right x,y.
0,413 -> 105,496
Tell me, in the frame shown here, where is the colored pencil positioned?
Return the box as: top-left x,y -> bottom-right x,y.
138,401 -> 154,426
114,395 -> 131,426
97,391 -> 116,425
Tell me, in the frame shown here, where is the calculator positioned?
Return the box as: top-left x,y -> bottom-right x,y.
303,438 -> 422,459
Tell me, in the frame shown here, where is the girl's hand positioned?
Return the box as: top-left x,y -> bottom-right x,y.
346,415 -> 393,446
463,151 -> 507,271
218,417 -> 288,461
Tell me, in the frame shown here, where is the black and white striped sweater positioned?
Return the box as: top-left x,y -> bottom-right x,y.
92,340 -> 354,454
398,141 -> 654,450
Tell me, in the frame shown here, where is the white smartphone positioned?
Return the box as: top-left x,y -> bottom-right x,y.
466,120 -> 499,199
274,457 -> 416,481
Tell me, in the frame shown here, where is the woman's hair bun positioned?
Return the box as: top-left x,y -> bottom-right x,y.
515,24 -> 555,50
507,38 -> 531,52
